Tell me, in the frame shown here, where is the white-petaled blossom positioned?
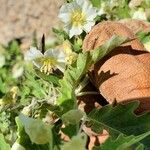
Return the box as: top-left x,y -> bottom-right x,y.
11,142 -> 25,150
25,47 -> 67,74
132,8 -> 147,20
58,0 -> 97,38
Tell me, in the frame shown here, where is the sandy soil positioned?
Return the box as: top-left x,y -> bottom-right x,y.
0,0 -> 63,48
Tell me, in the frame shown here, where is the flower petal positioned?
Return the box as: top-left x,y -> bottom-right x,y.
97,8 -> 105,16
69,26 -> 83,38
45,49 -> 66,63
85,8 -> 97,21
76,0 -> 86,6
44,49 -> 53,57
77,0 -> 97,20
83,21 -> 95,32
55,49 -> 66,63
25,47 -> 43,61
56,62 -> 66,72
58,3 -> 72,24
33,59 -> 43,68
58,13 -> 70,23
64,23 -> 72,35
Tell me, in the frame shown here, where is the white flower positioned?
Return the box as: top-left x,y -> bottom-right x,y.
58,0 -> 97,38
11,142 -> 25,150
132,8 -> 147,20
25,47 -> 66,74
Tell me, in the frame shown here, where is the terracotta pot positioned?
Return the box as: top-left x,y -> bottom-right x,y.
83,21 -> 150,113
120,19 -> 150,34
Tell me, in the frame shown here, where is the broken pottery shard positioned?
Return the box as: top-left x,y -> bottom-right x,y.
83,21 -> 150,112
120,19 -> 150,34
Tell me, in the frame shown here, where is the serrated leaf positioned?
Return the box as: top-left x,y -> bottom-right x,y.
90,36 -> 129,63
88,101 -> 150,148
62,109 -> 85,125
61,133 -> 87,150
95,131 -> 150,150
19,114 -> 52,145
0,134 -> 11,150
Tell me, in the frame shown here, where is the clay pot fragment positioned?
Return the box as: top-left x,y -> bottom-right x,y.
83,21 -> 150,112
120,19 -> 150,34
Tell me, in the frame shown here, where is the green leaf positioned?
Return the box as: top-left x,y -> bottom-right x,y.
90,0 -> 101,7
88,101 -> 150,148
15,117 -> 31,147
90,36 -> 129,63
35,69 -> 60,86
16,115 -> 61,150
52,28 -> 69,41
19,114 -> 52,145
136,32 -> 150,44
0,134 -> 11,150
24,71 -> 46,98
61,124 -> 77,138
64,52 -> 91,87
95,131 -> 150,150
56,79 -> 76,115
61,110 -> 85,139
61,133 -> 87,150
62,109 -> 85,125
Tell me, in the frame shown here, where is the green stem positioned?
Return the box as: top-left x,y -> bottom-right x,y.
75,75 -> 89,95
77,91 -> 100,97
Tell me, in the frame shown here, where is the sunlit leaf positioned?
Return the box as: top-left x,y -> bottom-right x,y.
61,133 -> 87,150
94,131 -> 150,150
0,134 -> 10,150
19,114 -> 52,145
62,109 -> 85,125
88,101 -> 150,148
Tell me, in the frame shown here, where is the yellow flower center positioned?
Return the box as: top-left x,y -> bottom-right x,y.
40,58 -> 57,75
71,10 -> 86,27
